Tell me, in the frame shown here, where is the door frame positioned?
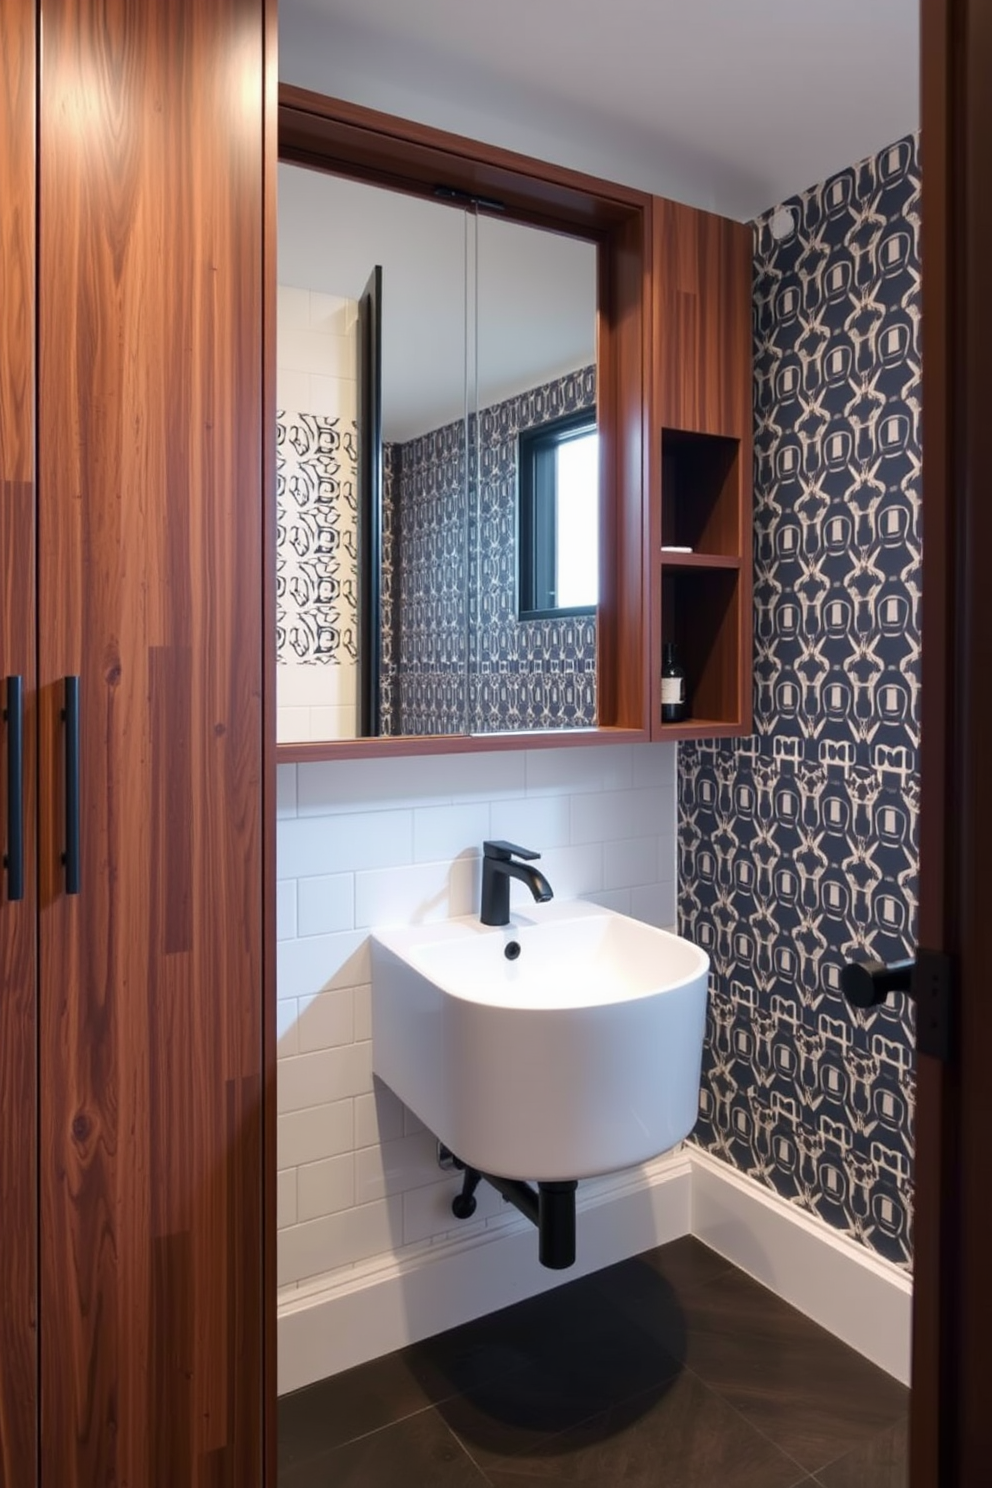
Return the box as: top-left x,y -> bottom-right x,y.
913,0 -> 992,1482
263,9 -> 988,1483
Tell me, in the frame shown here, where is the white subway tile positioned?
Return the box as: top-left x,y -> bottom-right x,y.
278,1099 -> 354,1170
412,803 -> 490,863
310,372 -> 358,418
277,284 -> 311,331
277,1169 -> 298,1229
277,929 -> 369,1001
309,290 -> 354,333
274,734 -> 688,1283
276,998 -> 300,1059
277,706 -> 311,744
570,787 -> 674,845
276,764 -> 297,819
297,750 -> 526,815
308,705 -> 358,741
278,661 -> 325,708
630,880 -> 679,929
281,328 -> 355,380
580,887 -> 633,915
353,983 -> 372,1042
657,833 -> 677,884
355,855 -> 479,929
401,1176 -> 505,1246
488,793 -> 571,850
275,369 -> 312,416
631,742 -> 678,789
277,1042 -> 372,1114
355,1082 -> 405,1148
297,1152 -> 355,1222
524,743 -> 632,796
355,1132 -> 441,1204
276,880 -> 298,942
516,842 -> 602,904
603,835 -> 659,890
278,1197 -> 403,1285
297,988 -> 355,1053
297,873 -> 354,937
278,809 -> 413,878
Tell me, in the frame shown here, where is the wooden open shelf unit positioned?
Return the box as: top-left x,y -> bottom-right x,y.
650,199 -> 754,740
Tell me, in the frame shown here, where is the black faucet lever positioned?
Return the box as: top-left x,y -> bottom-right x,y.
480,841 -> 553,926
483,840 -> 540,862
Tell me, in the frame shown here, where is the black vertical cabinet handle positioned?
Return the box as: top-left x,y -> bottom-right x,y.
3,676 -> 24,901
62,676 -> 81,895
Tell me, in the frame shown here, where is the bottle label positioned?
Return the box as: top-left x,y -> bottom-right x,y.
661,676 -> 685,706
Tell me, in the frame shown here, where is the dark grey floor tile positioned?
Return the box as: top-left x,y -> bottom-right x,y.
436,1343 -> 680,1468
278,1250 -> 906,1487
433,1276 -> 687,1469
279,1363 -> 434,1464
277,1356 -> 438,1469
671,1269 -> 909,1474
475,1368 -> 809,1487
279,1302 -> 545,1469
599,1235 -> 736,1300
278,1408 -> 491,1488
814,1416 -> 909,1488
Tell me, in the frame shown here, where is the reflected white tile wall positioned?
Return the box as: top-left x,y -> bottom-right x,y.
276,740 -> 678,1289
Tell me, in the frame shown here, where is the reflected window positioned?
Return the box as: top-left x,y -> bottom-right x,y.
518,410 -> 598,619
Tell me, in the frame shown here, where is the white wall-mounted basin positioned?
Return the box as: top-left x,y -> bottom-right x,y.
371,900 -> 709,1182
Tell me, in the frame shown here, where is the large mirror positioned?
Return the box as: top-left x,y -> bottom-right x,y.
276,162 -> 599,744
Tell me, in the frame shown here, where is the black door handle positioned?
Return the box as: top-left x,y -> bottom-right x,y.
3,676 -> 24,901
62,676 -> 80,895
839,957 -> 914,1009
841,950 -> 951,1061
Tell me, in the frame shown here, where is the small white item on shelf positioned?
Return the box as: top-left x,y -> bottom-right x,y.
661,545 -> 693,553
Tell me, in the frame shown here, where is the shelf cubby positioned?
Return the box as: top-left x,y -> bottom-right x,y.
657,568 -> 745,734
661,428 -> 741,557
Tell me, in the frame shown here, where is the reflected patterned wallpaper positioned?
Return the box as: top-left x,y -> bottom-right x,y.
382,365 -> 598,736
680,135 -> 921,1268
276,412 -> 358,665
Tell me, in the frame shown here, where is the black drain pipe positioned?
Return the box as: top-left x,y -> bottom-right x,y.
450,1163 -> 578,1269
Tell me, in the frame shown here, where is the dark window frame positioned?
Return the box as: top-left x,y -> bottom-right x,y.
517,408 -> 597,621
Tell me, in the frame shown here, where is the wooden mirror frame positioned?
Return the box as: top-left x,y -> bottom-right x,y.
272,85 -> 653,761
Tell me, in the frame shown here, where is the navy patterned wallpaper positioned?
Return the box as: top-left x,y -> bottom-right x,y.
382,366 -> 598,735
472,366 -> 597,732
679,135 -> 921,1269
383,421 -> 471,736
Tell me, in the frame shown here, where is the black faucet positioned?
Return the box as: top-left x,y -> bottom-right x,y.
480,840 -> 554,926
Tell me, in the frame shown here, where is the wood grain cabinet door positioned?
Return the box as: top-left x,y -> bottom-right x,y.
0,0 -> 38,1482
36,0 -> 267,1482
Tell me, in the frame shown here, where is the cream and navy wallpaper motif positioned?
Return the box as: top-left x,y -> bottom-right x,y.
472,366 -> 597,732
680,136 -> 921,1269
382,421 -> 471,735
382,365 -> 597,735
276,412 -> 358,665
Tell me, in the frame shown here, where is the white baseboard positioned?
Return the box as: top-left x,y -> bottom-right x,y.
277,1146 -> 913,1394
278,1150 -> 692,1395
689,1147 -> 913,1385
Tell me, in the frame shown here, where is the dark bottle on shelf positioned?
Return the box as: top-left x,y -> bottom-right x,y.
661,640 -> 688,723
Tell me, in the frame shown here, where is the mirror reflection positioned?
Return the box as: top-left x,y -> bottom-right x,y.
276,163 -> 598,743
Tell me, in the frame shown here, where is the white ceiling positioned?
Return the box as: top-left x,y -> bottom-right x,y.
278,0 -> 919,222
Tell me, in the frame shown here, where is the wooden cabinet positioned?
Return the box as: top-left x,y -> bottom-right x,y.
0,0 -> 38,1482
650,198 -> 753,738
1,0 -> 271,1482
